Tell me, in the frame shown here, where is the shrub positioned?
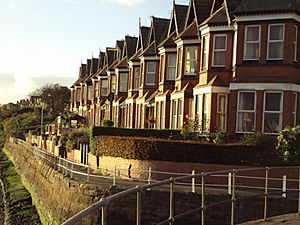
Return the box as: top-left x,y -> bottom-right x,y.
101,119 -> 114,127
60,129 -> 89,151
277,126 -> 300,165
210,130 -> 229,144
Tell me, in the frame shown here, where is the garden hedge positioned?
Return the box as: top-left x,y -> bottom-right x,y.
91,126 -> 182,139
95,135 -> 281,166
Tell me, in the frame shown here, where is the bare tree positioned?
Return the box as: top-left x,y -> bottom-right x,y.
31,83 -> 71,118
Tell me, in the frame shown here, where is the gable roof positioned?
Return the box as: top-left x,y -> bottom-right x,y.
201,4 -> 230,26
168,4 -> 189,36
234,0 -> 300,15
71,64 -> 87,88
140,41 -> 157,56
97,52 -> 105,71
148,17 -> 170,46
177,20 -> 200,40
115,56 -> 128,69
158,31 -> 176,48
136,26 -> 151,53
185,0 -> 213,27
123,36 -> 138,59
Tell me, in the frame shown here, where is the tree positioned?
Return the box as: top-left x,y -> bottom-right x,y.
31,83 -> 71,118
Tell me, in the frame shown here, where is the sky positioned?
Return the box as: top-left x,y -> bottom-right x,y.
0,0 -> 190,104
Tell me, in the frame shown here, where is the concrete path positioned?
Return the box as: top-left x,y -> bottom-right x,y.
240,214 -> 300,225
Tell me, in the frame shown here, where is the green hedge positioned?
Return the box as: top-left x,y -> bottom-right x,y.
95,136 -> 281,166
92,126 -> 182,139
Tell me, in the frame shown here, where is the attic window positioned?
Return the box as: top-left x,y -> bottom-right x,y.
244,25 -> 260,60
213,35 -> 227,67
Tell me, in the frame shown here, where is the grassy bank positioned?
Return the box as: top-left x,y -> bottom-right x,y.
0,149 -> 41,225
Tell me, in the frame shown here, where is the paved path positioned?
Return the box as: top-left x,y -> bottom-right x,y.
240,214 -> 300,225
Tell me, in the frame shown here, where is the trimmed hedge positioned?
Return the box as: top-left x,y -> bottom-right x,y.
92,126 -> 182,139
95,135 -> 281,166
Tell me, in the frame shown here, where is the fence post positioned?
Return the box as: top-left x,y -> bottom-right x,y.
264,167 -> 269,221
113,165 -> 116,186
101,201 -> 107,225
169,178 -> 174,225
201,172 -> 205,225
87,166 -> 90,183
282,175 -> 287,198
192,170 -> 195,193
136,187 -> 141,225
70,162 -> 74,179
148,167 -> 152,184
231,170 -> 236,225
58,157 -> 61,172
228,172 -> 232,195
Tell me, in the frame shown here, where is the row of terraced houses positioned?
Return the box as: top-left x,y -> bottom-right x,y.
70,0 -> 300,135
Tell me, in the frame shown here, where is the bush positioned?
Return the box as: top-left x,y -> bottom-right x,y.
60,129 -> 89,151
277,126 -> 300,165
92,126 -> 182,139
101,119 -> 114,127
95,135 -> 281,166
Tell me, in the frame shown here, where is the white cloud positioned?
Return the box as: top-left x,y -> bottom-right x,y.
57,0 -> 144,6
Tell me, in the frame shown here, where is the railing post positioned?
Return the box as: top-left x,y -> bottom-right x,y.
201,172 -> 205,225
136,187 -> 141,225
192,170 -> 195,193
87,166 -> 90,183
148,167 -> 152,184
264,167 -> 269,221
298,168 -> 300,215
70,162 -> 74,179
169,178 -> 174,225
282,175 -> 287,198
113,165 -> 116,186
102,203 -> 107,225
58,157 -> 61,172
228,172 -> 232,195
231,170 -> 236,225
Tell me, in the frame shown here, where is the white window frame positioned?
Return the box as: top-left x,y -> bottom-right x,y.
236,91 -> 256,133
171,100 -> 177,129
156,101 -> 160,129
167,54 -> 176,80
293,25 -> 298,62
111,75 -> 116,93
87,86 -> 93,100
101,79 -> 108,96
262,91 -> 283,134
177,99 -> 183,128
212,34 -> 227,67
159,54 -> 165,82
161,101 -> 165,129
292,92 -> 297,127
185,46 -> 198,75
243,25 -> 261,60
146,62 -> 156,85
201,35 -> 209,70
217,94 -> 227,131
267,24 -> 285,60
134,67 -> 140,89
202,94 -> 209,133
119,72 -> 128,92
176,47 -> 183,78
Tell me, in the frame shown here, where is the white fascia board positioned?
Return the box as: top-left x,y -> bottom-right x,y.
125,98 -> 136,104
193,86 -> 230,95
236,13 -> 300,23
159,48 -> 177,54
200,25 -> 234,35
170,91 -> 185,99
229,83 -> 300,92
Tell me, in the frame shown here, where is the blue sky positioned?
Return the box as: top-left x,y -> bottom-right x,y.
0,0 -> 190,104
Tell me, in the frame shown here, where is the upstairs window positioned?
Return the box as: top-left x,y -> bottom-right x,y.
244,25 -> 260,60
293,25 -> 298,61
119,73 -> 128,92
167,54 -> 176,80
267,24 -> 284,60
185,46 -> 198,74
201,36 -> 209,70
146,62 -> 156,85
76,89 -> 80,101
292,92 -> 297,127
94,81 -> 99,98
213,35 -> 227,66
176,47 -> 183,78
87,86 -> 93,100
134,67 -> 140,89
101,79 -> 108,96
111,75 -> 116,93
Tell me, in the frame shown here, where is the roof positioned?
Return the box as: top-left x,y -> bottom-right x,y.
140,26 -> 151,51
201,4 -> 230,26
234,0 -> 300,15
123,36 -> 138,59
149,17 -> 170,46
158,31 -> 176,48
129,48 -> 143,62
115,57 -> 128,69
177,20 -> 199,40
98,52 -> 105,70
175,4 -> 189,34
140,41 -> 157,56
194,0 -> 213,25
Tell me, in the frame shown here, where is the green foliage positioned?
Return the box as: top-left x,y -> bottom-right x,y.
60,129 -> 89,151
242,132 -> 277,148
277,126 -> 300,165
181,119 -> 200,140
89,126 -> 97,155
210,130 -> 229,144
100,119 -> 114,127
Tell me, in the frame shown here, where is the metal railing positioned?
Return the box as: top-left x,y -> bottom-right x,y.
9,138 -> 300,225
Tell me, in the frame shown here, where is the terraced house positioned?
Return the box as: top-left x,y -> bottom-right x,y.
70,0 -> 300,134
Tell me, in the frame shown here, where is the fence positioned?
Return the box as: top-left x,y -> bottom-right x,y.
9,138 -> 300,225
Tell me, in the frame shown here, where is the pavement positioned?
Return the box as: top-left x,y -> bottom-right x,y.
239,214 -> 300,225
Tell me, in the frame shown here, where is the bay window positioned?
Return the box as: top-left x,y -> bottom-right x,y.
87,86 -> 93,100
292,93 -> 297,127
94,81 -> 99,98
167,54 -> 176,80
160,55 -> 165,82
201,36 -> 209,70
263,92 -> 282,133
185,46 -> 198,74
293,25 -> 298,61
267,24 -> 284,60
202,94 -> 209,132
213,35 -> 227,66
171,100 -> 177,129
146,62 -> 156,85
156,102 -> 161,129
119,73 -> 128,92
244,25 -> 260,60
178,99 -> 183,128
177,47 -> 183,78
237,92 -> 256,133
134,67 -> 140,89
217,94 -> 227,131
111,75 -> 116,92
101,79 -> 108,96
